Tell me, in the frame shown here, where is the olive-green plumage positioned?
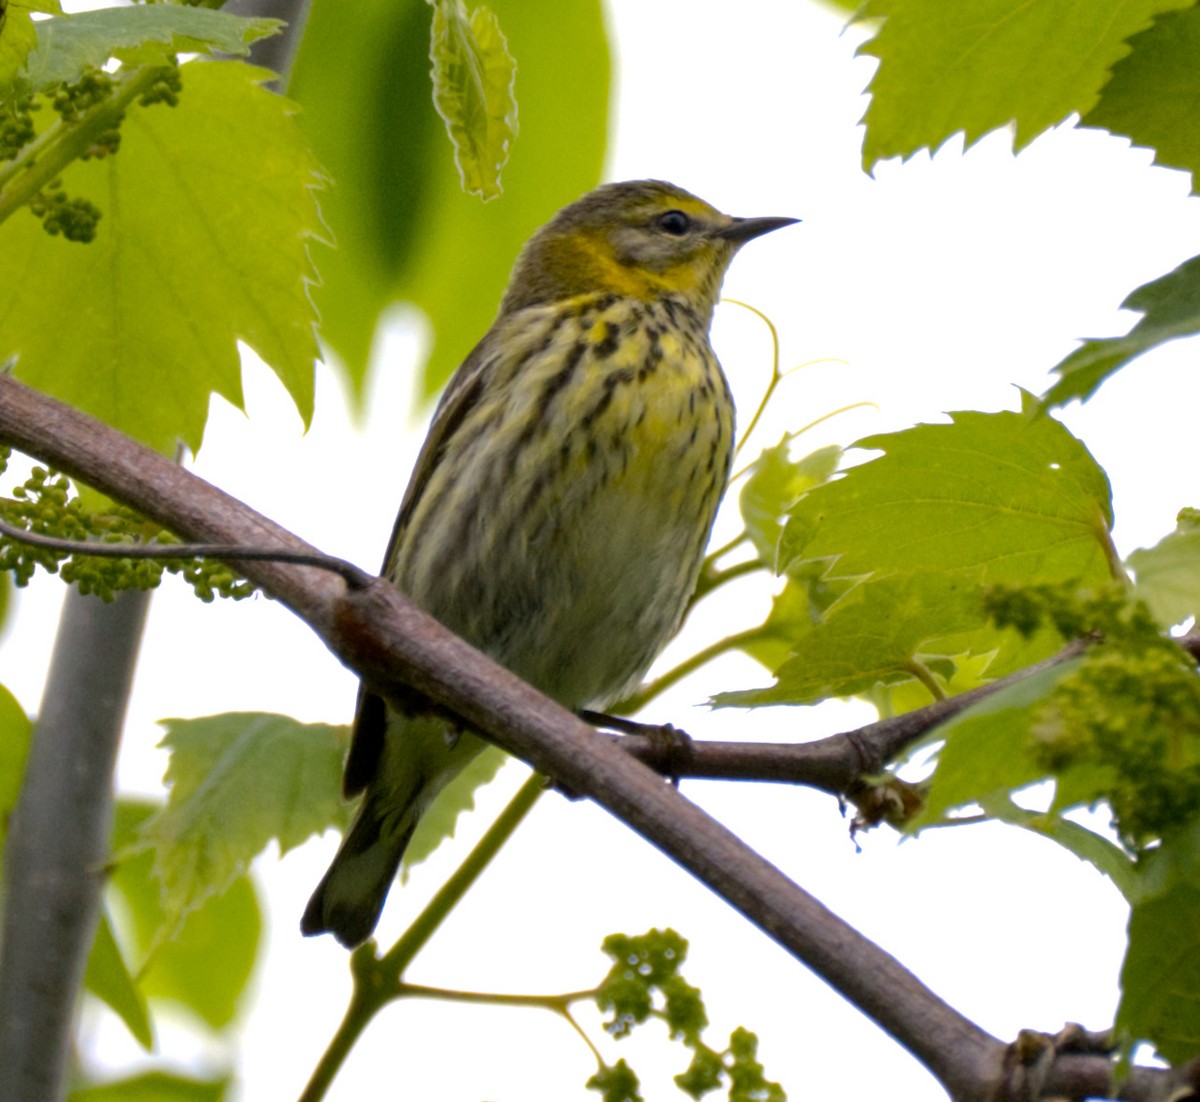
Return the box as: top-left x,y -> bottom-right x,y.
302,180 -> 796,947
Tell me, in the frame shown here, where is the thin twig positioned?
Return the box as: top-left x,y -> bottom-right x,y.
4,374 -> 1194,1102
0,514 -> 374,589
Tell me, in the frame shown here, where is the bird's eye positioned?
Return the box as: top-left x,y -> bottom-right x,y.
656,210 -> 691,236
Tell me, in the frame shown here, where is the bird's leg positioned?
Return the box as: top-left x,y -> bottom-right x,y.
579,710 -> 694,786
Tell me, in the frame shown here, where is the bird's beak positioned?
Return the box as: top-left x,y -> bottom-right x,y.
718,215 -> 800,244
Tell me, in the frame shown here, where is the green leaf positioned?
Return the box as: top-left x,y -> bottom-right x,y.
285,0 -> 439,387
975,791 -> 1137,899
718,572 -> 984,706
724,405 -> 1116,706
1043,255 -> 1200,408
779,405 -> 1115,583
0,1 -> 50,89
734,579 -> 821,675
137,714 -> 347,941
0,682 -> 31,860
110,800 -> 262,1031
909,659 -> 1084,830
83,909 -> 153,1050
738,440 -> 841,565
1128,511 -> 1200,629
0,60 -> 323,455
1083,7 -> 1200,192
856,0 -> 1193,169
402,743 -> 506,869
1118,817 -> 1200,1062
26,6 -> 280,92
288,0 -> 609,394
429,0 -> 517,201
69,1071 -> 227,1102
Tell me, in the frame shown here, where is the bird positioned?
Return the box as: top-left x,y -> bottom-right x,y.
302,179 -> 796,947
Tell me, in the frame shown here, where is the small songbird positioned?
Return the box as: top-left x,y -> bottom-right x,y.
302,180 -> 796,947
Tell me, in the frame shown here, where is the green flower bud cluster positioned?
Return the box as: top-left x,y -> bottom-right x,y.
29,186 -> 103,243
986,582 -> 1200,850
139,61 -> 183,109
0,453 -> 255,604
21,63 -> 184,242
0,96 -> 37,162
1033,645 -> 1200,848
590,929 -> 784,1102
51,69 -> 115,123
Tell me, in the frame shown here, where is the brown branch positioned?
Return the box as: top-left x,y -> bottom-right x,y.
0,373 -> 1189,1102
605,640 -> 1091,794
0,515 -> 373,588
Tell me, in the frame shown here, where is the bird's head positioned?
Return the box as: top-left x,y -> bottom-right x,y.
500,180 -> 797,324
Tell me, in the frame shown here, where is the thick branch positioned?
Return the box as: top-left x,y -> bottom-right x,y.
0,374 -> 1182,1102
606,640 -> 1090,793
0,587 -> 149,1102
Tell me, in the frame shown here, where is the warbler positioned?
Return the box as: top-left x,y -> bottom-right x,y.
302,180 -> 796,948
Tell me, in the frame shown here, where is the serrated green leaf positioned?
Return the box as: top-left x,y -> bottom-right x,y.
718,572 -> 984,706
1044,255 -> 1200,408
974,791 -> 1137,899
404,0 -> 610,402
0,682 -> 31,860
429,0 -> 517,201
402,742 -> 506,870
110,799 -> 262,1031
26,7 -> 280,92
143,873 -> 260,1029
83,908 -> 153,1050
1083,7 -> 1200,193
908,658 -> 1082,828
1118,818 -> 1200,1062
285,0 -> 437,386
0,2 -> 41,89
779,406 -> 1115,583
738,440 -> 841,565
1129,514 -> 1200,629
288,0 -> 609,395
735,579 -> 822,676
0,60 -> 323,456
138,714 -> 346,942
726,407 -> 1115,706
856,0 -> 1192,169
68,1071 -> 227,1102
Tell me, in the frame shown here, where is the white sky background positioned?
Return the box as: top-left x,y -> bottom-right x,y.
5,0 -> 1200,1098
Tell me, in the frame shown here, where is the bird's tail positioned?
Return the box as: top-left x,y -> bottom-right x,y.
300,792 -> 418,949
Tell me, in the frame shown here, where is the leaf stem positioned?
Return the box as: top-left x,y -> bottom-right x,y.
703,531 -> 750,566
1097,506 -> 1130,586
396,981 -> 597,1011
690,556 -> 765,607
0,514 -> 373,588
617,626 -> 769,715
722,297 -> 783,462
297,773 -> 545,1102
905,657 -> 947,702
0,66 -> 163,230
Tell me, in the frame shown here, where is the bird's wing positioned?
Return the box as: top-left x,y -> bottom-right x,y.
341,335 -> 497,797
